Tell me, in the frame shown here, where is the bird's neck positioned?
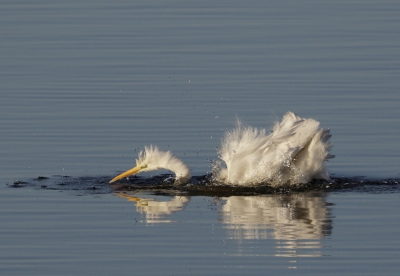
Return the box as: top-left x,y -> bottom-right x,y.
164,159 -> 190,181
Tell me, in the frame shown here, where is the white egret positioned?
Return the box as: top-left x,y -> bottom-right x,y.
109,145 -> 190,185
109,112 -> 333,186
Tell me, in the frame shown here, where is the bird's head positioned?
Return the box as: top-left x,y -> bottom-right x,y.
109,145 -> 190,184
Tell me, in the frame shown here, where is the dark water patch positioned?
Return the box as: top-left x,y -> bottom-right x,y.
9,180 -> 29,188
6,175 -> 112,195
7,174 -> 400,196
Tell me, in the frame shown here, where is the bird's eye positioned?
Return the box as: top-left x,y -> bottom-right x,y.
141,164 -> 148,169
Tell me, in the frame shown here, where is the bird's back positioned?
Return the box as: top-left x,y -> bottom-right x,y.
215,112 -> 332,186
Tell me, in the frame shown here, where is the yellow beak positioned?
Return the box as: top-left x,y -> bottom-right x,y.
109,166 -> 142,183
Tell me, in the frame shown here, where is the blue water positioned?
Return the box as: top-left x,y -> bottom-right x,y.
2,186 -> 400,275
1,0 -> 400,275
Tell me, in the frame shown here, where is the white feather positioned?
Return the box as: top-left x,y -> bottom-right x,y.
138,145 -> 191,183
213,112 -> 333,186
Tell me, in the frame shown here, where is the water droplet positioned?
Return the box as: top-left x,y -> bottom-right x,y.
283,160 -> 291,167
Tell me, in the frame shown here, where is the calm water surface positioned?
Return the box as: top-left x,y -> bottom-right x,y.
1,0 -> 400,275
1,186 -> 400,275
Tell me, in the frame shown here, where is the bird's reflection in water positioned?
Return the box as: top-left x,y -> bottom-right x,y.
116,191 -> 333,261
116,193 -> 189,223
218,192 -> 333,258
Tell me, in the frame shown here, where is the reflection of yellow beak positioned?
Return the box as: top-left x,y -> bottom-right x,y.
116,193 -> 150,207
109,166 -> 142,183
115,193 -> 141,202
